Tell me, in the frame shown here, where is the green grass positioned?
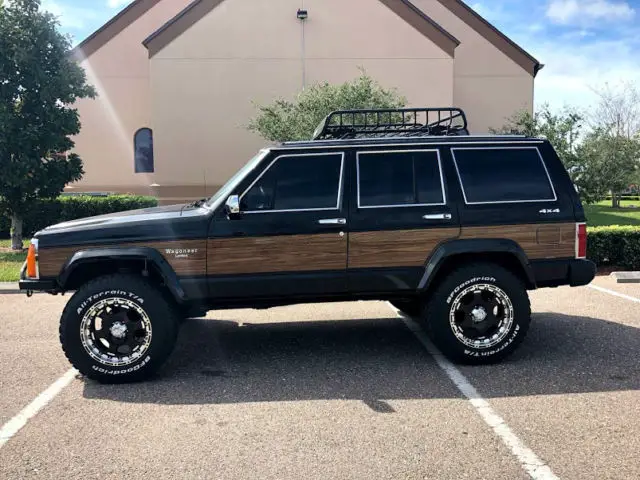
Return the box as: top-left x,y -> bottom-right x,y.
0,251 -> 26,282
0,239 -> 25,282
585,200 -> 640,226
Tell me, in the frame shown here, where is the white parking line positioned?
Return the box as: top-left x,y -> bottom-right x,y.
389,304 -> 559,480
588,284 -> 640,303
0,369 -> 77,449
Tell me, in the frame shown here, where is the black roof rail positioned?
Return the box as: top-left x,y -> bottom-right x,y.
312,107 -> 469,140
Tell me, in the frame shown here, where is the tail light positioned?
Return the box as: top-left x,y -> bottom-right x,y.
26,239 -> 39,279
576,223 -> 587,259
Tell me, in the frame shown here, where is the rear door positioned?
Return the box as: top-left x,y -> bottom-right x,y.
347,147 -> 460,293
207,150 -> 348,299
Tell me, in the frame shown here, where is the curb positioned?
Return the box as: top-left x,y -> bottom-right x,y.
610,272 -> 640,284
0,283 -> 21,294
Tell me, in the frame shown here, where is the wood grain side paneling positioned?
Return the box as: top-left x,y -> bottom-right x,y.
38,240 -> 207,278
460,223 -> 575,260
348,228 -> 460,269
208,234 -> 347,275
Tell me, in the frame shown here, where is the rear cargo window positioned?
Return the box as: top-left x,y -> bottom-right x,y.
451,147 -> 556,204
357,150 -> 445,208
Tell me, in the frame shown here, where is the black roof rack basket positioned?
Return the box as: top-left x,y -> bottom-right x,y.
312,107 -> 469,140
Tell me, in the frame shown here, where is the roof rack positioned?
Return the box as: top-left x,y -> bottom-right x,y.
312,107 -> 469,140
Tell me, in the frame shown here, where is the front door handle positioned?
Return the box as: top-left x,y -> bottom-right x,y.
423,213 -> 452,220
318,218 -> 347,225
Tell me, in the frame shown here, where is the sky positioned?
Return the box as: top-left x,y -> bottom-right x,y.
37,0 -> 640,112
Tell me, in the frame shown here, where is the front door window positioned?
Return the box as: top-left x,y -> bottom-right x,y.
241,153 -> 344,213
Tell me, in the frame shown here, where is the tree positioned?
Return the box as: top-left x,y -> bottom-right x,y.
591,81 -> 640,140
248,70 -> 407,142
491,105 -> 592,196
0,0 -> 96,250
576,131 -> 640,208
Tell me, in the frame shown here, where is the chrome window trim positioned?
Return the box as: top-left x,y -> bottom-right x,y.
356,149 -> 447,209
451,146 -> 558,205
279,140 -> 544,150
240,152 -> 345,214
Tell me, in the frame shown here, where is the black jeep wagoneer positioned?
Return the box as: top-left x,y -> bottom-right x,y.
20,108 -> 596,382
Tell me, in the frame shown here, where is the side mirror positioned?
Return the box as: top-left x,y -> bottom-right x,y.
225,195 -> 240,217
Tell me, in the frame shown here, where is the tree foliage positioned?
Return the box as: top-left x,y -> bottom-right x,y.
248,71 -> 407,142
0,0 -> 96,249
576,131 -> 640,207
492,105 -> 590,192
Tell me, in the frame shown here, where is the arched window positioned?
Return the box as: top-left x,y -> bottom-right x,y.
134,128 -> 154,173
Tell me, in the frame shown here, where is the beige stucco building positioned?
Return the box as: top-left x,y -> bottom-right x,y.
69,0 -> 541,204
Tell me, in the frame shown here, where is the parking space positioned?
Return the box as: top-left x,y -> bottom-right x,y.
1,283 -> 640,479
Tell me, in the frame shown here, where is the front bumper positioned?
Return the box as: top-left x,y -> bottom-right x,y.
18,262 -> 58,292
532,259 -> 597,288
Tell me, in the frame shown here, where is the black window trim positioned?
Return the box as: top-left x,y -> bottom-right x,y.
239,152 -> 345,214
451,146 -> 558,205
356,148 -> 447,209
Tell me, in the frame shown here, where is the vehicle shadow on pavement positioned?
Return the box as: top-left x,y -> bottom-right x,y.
457,312 -> 640,398
82,312 -> 640,405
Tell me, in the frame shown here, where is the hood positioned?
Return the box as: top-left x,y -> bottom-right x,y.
40,203 -> 205,234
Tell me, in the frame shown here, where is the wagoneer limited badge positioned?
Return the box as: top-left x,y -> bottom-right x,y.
165,248 -> 198,259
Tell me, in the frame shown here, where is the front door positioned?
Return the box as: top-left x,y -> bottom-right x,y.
347,147 -> 460,293
207,151 -> 348,300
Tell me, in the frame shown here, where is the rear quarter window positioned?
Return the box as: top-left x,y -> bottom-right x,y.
452,147 -> 556,204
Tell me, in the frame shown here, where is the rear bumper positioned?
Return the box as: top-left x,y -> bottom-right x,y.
531,259 -> 596,288
18,262 -> 58,292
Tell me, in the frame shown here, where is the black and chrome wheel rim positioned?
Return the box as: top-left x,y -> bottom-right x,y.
80,297 -> 152,367
449,284 -> 514,349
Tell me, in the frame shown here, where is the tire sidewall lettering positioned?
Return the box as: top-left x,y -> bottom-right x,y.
91,355 -> 152,375
446,277 -> 496,305
463,324 -> 521,357
77,290 -> 145,315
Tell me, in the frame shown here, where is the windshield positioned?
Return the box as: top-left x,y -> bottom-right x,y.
205,149 -> 270,209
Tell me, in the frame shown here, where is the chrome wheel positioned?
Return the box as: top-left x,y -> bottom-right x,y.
449,283 -> 514,349
80,297 -> 152,367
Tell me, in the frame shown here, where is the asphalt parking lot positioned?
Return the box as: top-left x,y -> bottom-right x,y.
1,276 -> 640,479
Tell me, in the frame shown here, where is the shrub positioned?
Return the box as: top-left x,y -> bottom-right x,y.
587,226 -> 640,269
0,195 -> 158,238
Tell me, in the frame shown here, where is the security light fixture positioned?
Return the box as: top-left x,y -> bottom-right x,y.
297,9 -> 308,20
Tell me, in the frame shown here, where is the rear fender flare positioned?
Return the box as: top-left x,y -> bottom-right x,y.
58,247 -> 186,303
418,239 -> 536,292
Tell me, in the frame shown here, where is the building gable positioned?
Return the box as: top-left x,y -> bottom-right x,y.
143,0 -> 460,58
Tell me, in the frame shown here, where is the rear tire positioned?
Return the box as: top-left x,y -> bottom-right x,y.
60,274 -> 179,383
423,263 -> 531,364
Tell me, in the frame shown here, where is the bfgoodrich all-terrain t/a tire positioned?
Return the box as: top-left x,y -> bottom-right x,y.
424,263 -> 531,364
59,274 -> 179,383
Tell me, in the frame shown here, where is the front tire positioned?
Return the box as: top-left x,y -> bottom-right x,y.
59,274 -> 179,383
424,263 -> 531,364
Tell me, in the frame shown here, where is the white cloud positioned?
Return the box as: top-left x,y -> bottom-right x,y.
107,0 -> 131,8
546,0 -> 635,25
531,38 -> 640,111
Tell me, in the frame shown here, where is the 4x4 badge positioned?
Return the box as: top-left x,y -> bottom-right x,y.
539,208 -> 560,214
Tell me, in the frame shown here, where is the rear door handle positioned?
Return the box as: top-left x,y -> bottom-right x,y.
423,213 -> 452,220
318,218 -> 347,225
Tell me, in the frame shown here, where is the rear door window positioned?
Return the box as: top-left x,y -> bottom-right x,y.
357,150 -> 445,208
451,147 -> 556,204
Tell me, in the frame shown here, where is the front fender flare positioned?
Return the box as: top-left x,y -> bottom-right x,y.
58,247 -> 186,303
418,238 -> 536,292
